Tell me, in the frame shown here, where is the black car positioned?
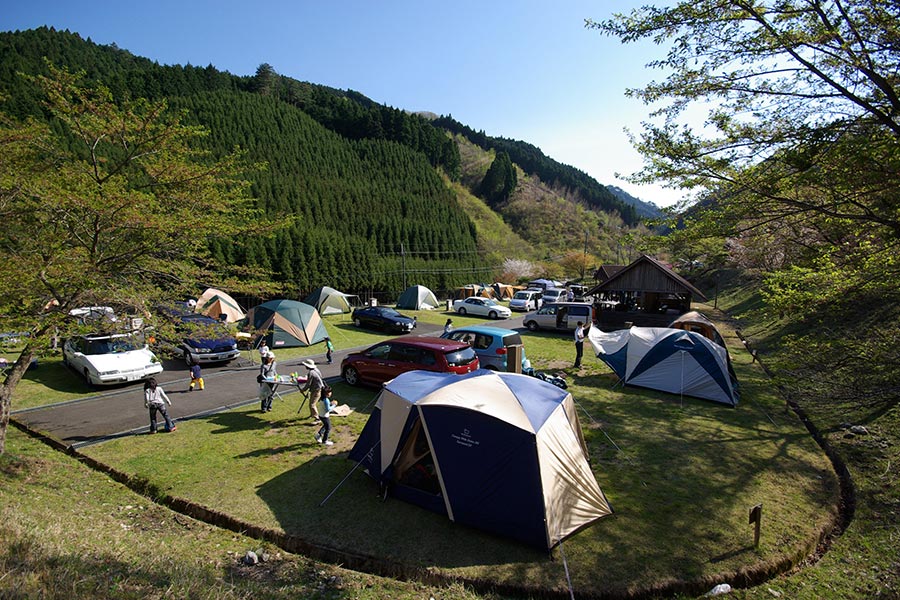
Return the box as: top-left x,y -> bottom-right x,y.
351,306 -> 416,333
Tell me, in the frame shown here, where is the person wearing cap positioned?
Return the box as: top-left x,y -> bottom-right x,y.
258,351 -> 277,412
300,358 -> 324,420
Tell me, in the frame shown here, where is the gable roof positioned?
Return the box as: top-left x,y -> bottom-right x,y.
588,255 -> 707,300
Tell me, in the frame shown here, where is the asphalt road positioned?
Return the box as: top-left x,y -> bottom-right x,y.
13,315 -> 528,449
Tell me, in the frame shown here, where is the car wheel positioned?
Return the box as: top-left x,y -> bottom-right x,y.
526,320 -> 539,332
457,307 -> 467,315
488,311 -> 498,319
343,366 -> 360,386
353,318 -> 362,327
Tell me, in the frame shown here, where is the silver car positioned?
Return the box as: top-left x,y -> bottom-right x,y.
524,302 -> 596,332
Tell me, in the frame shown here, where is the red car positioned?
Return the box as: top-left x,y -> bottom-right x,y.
341,336 -> 480,387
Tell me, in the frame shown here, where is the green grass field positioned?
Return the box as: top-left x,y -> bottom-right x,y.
70,312 -> 838,597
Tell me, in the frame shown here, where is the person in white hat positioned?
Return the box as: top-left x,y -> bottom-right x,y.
300,358 -> 324,420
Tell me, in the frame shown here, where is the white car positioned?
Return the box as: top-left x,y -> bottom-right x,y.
63,333 -> 163,386
452,297 -> 512,319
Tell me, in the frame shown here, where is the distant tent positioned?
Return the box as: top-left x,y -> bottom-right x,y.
669,311 -> 737,383
527,278 -> 562,291
669,311 -> 725,347
491,282 -> 514,299
588,326 -> 739,406
303,286 -> 355,315
396,285 -> 439,310
195,288 -> 245,323
245,299 -> 329,348
453,284 -> 492,299
348,370 -> 613,550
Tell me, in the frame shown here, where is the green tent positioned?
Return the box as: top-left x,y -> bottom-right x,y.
246,299 -> 329,348
302,286 -> 355,315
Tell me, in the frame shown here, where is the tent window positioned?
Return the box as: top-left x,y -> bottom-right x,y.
393,420 -> 441,495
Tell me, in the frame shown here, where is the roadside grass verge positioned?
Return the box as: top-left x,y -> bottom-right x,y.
81,322 -> 840,596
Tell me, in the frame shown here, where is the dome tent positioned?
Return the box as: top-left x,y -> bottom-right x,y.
303,286 -> 355,315
347,369 -> 613,550
395,285 -> 439,310
245,299 -> 329,348
588,326 -> 738,406
195,288 -> 245,323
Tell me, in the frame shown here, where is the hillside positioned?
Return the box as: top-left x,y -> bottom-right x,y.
0,26 -> 646,294
606,185 -> 665,220
454,134 -> 646,264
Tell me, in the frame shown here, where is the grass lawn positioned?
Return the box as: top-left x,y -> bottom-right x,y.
79,312 -> 840,597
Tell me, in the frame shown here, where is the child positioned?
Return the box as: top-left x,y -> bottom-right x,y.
144,378 -> 176,433
324,337 -> 334,364
189,360 -> 204,391
314,386 -> 335,446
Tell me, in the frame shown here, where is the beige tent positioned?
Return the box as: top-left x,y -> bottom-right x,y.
195,288 -> 245,323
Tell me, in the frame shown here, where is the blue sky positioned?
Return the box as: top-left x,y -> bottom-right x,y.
4,1 -> 685,206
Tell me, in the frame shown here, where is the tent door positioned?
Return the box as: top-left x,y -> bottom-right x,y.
393,419 -> 441,496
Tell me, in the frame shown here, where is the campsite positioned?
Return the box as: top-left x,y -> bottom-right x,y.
0,305 -> 839,598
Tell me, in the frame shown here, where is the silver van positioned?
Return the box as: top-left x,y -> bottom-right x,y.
509,289 -> 542,311
524,302 -> 595,332
541,287 -> 567,305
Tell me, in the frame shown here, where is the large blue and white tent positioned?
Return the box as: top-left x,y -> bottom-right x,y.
348,369 -> 612,550
588,326 -> 739,406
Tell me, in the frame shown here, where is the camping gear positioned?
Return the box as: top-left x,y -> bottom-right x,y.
195,288 -> 246,323
588,326 -> 738,406
302,286 -> 356,315
245,299 -> 329,348
395,285 -> 440,310
491,282 -> 514,299
347,369 -> 613,550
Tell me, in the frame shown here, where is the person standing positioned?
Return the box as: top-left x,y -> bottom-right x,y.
574,321 -> 585,369
144,378 -> 176,433
258,352 -> 277,412
444,318 -> 453,334
301,358 -> 324,421
188,360 -> 204,391
324,337 -> 334,365
314,386 -> 335,446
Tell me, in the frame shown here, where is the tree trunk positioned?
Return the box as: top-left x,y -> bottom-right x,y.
0,344 -> 36,455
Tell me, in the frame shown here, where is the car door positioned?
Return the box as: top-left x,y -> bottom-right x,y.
357,342 -> 395,384
535,305 -> 558,329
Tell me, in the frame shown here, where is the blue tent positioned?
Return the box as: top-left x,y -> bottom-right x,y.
588,327 -> 739,406
348,370 -> 612,550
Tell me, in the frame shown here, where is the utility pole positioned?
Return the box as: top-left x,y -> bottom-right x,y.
401,242 -> 407,290
581,229 -> 588,281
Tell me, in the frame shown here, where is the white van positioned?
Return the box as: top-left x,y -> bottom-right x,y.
541,288 -> 567,305
509,289 -> 542,311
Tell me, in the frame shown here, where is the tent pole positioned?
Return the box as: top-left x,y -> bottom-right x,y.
680,350 -> 685,408
318,440 -> 380,507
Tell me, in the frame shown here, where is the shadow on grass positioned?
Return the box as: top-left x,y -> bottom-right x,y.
254,452 -> 548,572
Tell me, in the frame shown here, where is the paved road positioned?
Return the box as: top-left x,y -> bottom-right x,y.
13,315 -> 528,448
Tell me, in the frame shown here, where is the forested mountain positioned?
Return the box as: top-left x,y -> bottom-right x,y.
0,27 -> 642,296
605,186 -> 664,220
432,116 -> 640,226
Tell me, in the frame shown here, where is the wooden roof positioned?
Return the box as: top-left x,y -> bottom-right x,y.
587,255 -> 707,300
593,264 -> 626,284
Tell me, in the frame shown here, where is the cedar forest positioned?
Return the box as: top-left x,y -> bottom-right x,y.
0,27 -> 640,300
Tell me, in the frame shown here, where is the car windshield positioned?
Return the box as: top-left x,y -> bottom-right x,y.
444,346 -> 477,366
380,308 -> 402,317
513,292 -> 529,299
483,299 -> 499,306
85,336 -> 142,354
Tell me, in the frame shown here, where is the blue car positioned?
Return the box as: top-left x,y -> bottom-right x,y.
440,325 -> 529,372
156,304 -> 240,365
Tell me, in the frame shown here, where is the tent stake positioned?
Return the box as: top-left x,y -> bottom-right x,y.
318,440 -> 380,507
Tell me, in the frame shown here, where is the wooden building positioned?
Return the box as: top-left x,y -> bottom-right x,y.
587,255 -> 708,329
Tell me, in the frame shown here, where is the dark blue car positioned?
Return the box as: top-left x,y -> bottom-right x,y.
351,306 -> 416,333
156,304 -> 240,365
